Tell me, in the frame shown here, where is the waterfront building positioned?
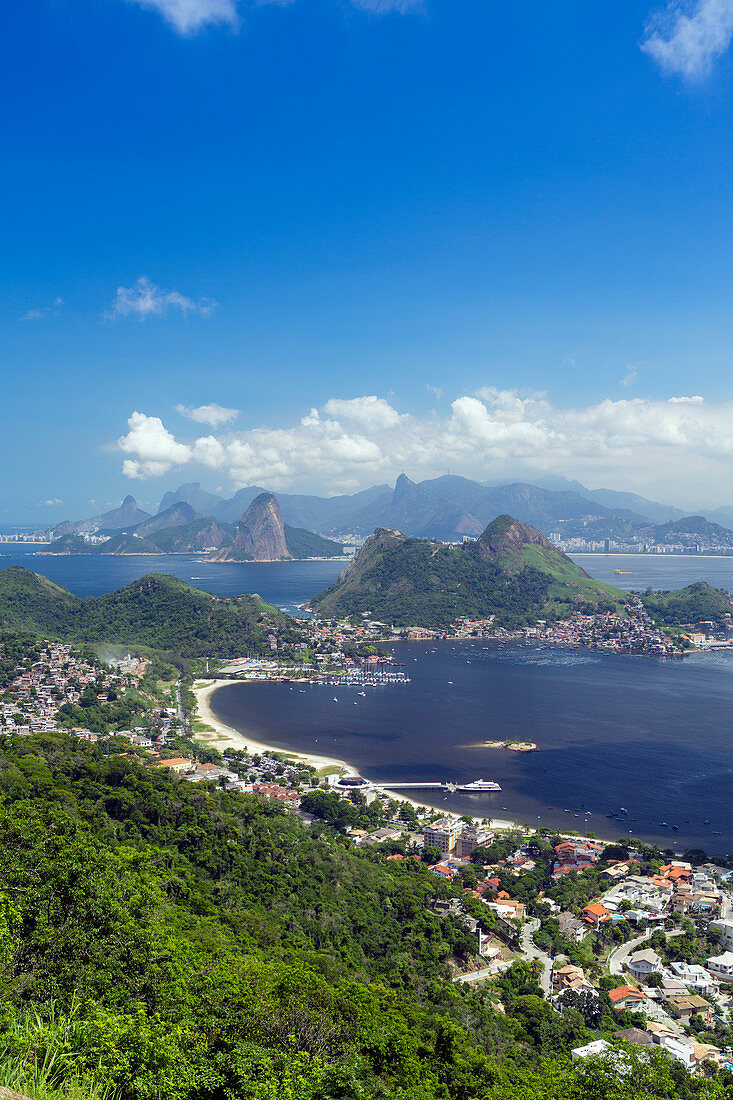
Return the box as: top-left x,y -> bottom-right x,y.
424,817 -> 462,854
456,825 -> 492,859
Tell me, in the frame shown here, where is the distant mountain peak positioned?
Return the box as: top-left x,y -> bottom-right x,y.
392,473 -> 416,505
477,514 -> 591,577
209,492 -> 291,562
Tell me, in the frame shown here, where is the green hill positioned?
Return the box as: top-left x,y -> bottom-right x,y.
93,532 -> 164,554
640,580 -> 733,626
284,524 -> 344,558
0,567 -> 305,656
0,729 -> 695,1099
312,516 -> 625,628
44,533 -> 92,554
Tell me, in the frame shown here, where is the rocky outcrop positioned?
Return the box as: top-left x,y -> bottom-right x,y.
209,493 -> 292,562
98,494 -> 151,531
476,514 -> 591,577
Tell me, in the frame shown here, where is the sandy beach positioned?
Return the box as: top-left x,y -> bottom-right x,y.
192,679 -> 359,776
192,679 -> 523,830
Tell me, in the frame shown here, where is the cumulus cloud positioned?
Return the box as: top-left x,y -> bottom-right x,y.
176,403 -> 239,427
323,395 -> 403,430
127,0 -> 238,34
107,277 -> 215,321
116,389 -> 733,502
642,0 -> 733,79
118,412 -> 193,479
41,498 -> 64,506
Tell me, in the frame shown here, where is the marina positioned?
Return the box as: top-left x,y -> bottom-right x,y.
210,637 -> 733,854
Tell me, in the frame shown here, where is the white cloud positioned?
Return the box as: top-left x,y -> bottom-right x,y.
41,498 -> 64,506
116,388 -> 733,502
107,277 -> 215,321
642,0 -> 733,79
323,395 -> 403,430
126,0 -> 238,34
176,402 -> 239,427
124,0 -> 421,35
118,411 -> 193,479
620,365 -> 638,388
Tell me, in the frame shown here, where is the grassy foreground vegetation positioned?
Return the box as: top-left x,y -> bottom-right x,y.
0,732 -> 728,1098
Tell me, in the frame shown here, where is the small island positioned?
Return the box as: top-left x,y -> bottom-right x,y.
482,739 -> 538,752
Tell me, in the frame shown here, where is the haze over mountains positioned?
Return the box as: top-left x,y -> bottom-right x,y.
50,473 -> 733,551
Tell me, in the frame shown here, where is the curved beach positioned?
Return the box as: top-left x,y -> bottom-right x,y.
193,679 -> 359,776
193,679 -> 521,830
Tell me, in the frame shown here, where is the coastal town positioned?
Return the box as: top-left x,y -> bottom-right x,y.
301,599 -> 728,658
2,631 -> 733,1080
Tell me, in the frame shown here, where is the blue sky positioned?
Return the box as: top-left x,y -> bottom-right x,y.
4,0 -> 733,521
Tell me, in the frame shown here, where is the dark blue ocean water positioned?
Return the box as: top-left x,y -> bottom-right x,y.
4,546 -> 733,855
210,640 -> 733,858
0,544 -> 345,616
5,545 -> 733,606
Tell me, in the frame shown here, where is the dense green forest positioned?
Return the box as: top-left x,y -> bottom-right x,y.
0,568 -> 306,658
312,522 -> 733,631
0,732 -> 727,1099
283,525 -> 344,559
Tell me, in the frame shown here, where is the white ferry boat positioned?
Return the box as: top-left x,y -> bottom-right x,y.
456,779 -> 502,792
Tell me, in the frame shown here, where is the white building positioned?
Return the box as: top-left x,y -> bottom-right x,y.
571,1040 -> 612,1060
706,951 -> 733,982
710,918 -> 733,950
652,1034 -> 695,1070
627,948 -> 661,980
669,962 -> 718,995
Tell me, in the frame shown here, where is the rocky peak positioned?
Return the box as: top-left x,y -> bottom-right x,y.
210,493 -> 291,561
392,473 -> 416,506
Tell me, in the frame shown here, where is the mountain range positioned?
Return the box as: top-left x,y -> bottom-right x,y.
50,474 -> 733,550
46,493 -> 345,560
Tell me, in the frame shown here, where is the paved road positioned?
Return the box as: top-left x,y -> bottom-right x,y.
608,927 -> 685,976
608,929 -> 651,975
520,917 -> 553,995
453,960 -> 514,983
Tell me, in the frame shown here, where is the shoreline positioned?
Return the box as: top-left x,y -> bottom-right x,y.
192,678 -> 536,832
192,679 -> 360,776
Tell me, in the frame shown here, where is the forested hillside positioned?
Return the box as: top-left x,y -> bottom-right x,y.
0,568 -> 305,657
312,519 -> 625,628
0,732 -> 725,1099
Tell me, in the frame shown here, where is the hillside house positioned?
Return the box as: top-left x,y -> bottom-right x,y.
608,986 -> 647,1011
